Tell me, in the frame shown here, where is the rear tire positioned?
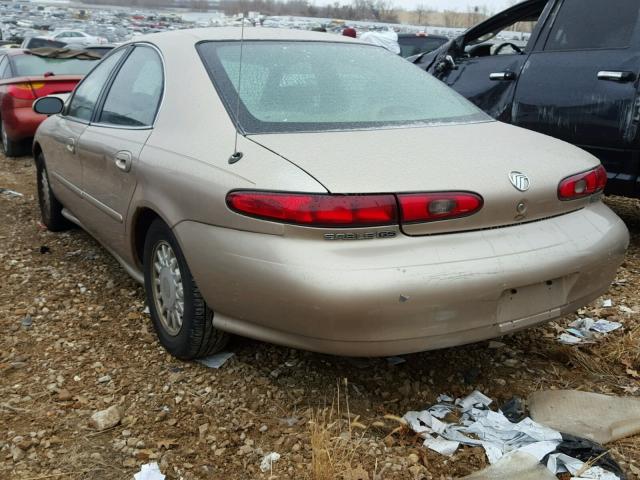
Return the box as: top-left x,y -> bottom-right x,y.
143,219 -> 229,360
36,153 -> 71,232
1,121 -> 28,157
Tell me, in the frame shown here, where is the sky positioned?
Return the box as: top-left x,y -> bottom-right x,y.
313,0 -> 512,13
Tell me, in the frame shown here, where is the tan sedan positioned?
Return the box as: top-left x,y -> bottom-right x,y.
31,28 -> 629,359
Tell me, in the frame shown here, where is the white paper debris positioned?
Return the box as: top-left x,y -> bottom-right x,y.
260,452 -> 281,472
197,352 -> 234,369
404,392 -> 621,479
602,299 -> 613,307
558,318 -> 622,345
133,462 -> 165,480
143,306 -> 150,314
458,390 -> 493,411
618,305 -> 635,314
547,453 -> 620,480
386,356 -> 406,365
0,188 -> 23,197
423,435 -> 459,456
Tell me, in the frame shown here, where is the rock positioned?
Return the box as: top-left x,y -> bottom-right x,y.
89,405 -> 123,431
97,375 -> 111,384
11,445 -> 25,462
408,453 -> 420,465
57,389 -> 73,401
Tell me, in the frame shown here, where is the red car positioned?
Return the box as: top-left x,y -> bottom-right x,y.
0,49 -> 99,156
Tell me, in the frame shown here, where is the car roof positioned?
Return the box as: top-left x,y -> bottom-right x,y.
131,27 -> 367,47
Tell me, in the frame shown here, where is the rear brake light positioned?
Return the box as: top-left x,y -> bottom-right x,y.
226,191 -> 398,227
398,192 -> 483,223
558,165 -> 607,200
7,82 -> 36,100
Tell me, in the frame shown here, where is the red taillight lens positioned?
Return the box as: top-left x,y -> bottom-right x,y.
397,192 -> 483,223
7,82 -> 36,100
226,191 -> 398,227
558,165 -> 607,200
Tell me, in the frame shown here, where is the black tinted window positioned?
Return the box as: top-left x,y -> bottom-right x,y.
545,0 -> 640,51
67,49 -> 126,122
98,46 -> 163,127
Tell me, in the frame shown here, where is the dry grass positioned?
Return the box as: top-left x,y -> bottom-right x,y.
309,379 -> 371,480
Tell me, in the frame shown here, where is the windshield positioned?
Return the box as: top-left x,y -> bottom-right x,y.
12,54 -> 98,76
398,36 -> 448,57
197,41 -> 488,134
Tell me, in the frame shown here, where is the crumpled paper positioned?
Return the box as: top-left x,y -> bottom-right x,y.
133,462 -> 165,480
403,391 -> 620,479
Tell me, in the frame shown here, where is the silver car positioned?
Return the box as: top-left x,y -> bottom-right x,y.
31,28 -> 629,359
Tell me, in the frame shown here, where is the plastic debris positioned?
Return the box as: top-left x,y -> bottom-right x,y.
500,396 -> 526,423
196,352 -> 234,369
133,462 -> 165,480
403,391 -> 561,464
403,391 -> 622,479
558,318 -> 622,345
260,452 -> 281,473
529,390 -> 640,444
386,356 -> 406,366
0,188 -> 23,197
545,434 -> 626,480
547,453 -> 620,480
21,315 -> 32,329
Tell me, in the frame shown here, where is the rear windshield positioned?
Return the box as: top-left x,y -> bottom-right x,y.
197,41 -> 488,134
12,54 -> 98,76
398,36 -> 448,57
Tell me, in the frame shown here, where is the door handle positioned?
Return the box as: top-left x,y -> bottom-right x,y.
597,71 -> 635,82
490,71 -> 517,81
114,151 -> 132,172
65,138 -> 75,154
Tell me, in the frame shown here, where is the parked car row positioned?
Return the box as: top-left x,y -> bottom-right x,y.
21,27 -> 628,360
415,0 -> 640,199
0,47 -> 101,156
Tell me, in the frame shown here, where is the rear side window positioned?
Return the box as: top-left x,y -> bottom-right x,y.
545,0 -> 640,51
66,49 -> 126,122
97,46 -> 163,127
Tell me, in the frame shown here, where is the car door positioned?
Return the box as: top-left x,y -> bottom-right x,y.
78,44 -> 164,255
433,0 -> 553,121
512,0 -> 640,196
45,48 -> 127,212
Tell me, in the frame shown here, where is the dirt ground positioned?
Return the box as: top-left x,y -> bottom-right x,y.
1,152 -> 639,480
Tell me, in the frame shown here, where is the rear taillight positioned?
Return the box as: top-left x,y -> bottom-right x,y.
226,191 -> 398,227
558,165 -> 607,200
7,82 -> 36,100
398,192 -> 483,223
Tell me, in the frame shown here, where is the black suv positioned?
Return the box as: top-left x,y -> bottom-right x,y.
416,0 -> 640,198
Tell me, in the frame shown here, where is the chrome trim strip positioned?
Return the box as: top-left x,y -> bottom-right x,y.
83,191 -> 123,223
52,171 -> 123,223
51,171 -> 83,198
61,208 -> 144,284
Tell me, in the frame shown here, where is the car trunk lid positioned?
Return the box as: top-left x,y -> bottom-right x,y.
249,121 -> 602,235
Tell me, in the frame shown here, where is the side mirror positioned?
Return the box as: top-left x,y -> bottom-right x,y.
33,96 -> 64,115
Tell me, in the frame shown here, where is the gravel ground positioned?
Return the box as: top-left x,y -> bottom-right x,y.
1,153 -> 639,480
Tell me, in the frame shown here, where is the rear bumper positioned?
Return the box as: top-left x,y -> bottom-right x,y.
3,105 -> 46,142
174,202 -> 628,356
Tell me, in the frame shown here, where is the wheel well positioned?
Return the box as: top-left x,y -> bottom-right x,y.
133,208 -> 162,267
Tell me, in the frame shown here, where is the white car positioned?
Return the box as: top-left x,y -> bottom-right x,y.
49,30 -> 107,46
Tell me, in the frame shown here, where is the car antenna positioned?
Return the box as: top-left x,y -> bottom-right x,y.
228,13 -> 245,165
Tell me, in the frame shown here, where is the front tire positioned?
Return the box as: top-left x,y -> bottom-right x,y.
143,219 -> 229,359
36,153 -> 71,232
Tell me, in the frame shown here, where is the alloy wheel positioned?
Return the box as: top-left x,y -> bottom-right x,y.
151,241 -> 185,336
